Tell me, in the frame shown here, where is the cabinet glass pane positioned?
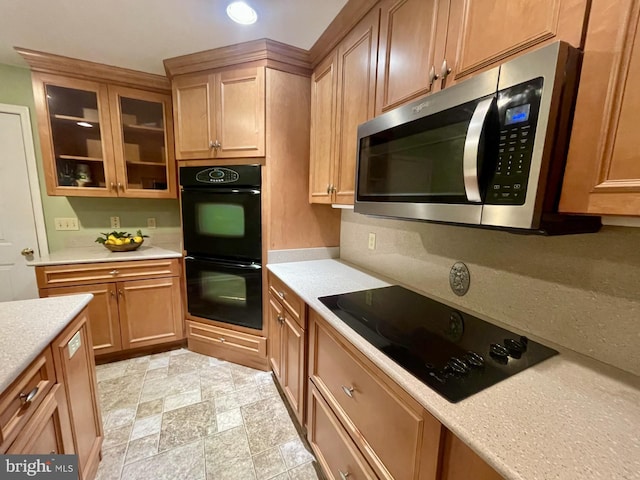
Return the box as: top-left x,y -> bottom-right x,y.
118,96 -> 168,191
46,84 -> 107,189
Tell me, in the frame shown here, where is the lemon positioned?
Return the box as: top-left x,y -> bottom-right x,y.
133,236 -> 143,243
124,238 -> 131,244
108,235 -> 117,241
114,239 -> 124,246
105,239 -> 114,245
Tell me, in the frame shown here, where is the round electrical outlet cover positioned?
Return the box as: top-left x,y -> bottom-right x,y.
449,262 -> 470,296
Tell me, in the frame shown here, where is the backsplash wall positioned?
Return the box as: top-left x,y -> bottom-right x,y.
340,210 -> 640,376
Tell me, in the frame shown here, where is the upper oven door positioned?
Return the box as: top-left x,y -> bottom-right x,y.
355,66 -> 500,225
181,188 -> 261,261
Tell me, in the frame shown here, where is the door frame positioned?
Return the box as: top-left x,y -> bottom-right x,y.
0,103 -> 49,255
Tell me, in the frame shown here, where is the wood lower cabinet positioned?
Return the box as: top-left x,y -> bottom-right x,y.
268,272 -> 306,425
440,431 -> 504,480
172,66 -> 265,160
559,0 -> 640,215
37,258 -> 184,357
1,306 -> 102,480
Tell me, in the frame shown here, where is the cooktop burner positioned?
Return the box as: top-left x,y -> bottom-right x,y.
318,286 -> 558,403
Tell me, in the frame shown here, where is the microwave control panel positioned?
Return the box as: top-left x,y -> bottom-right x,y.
486,78 -> 543,205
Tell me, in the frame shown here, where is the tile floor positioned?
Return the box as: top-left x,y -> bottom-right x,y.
95,348 -> 322,480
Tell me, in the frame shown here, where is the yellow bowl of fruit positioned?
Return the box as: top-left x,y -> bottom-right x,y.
96,230 -> 148,252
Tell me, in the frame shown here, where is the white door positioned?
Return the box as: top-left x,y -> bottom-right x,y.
0,104 -> 48,301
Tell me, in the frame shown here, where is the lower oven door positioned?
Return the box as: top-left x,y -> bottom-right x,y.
185,256 -> 262,330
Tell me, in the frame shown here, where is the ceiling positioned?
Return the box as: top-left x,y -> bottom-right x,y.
0,0 -> 347,75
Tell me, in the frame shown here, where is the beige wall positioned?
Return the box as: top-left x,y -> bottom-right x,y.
0,63 -> 181,252
340,210 -> 640,376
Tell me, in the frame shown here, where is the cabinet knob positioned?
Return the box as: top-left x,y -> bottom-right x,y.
118,289 -> 124,296
341,385 -> 355,398
278,291 -> 285,299
219,337 -> 225,343
109,270 -> 119,275
277,315 -> 284,324
50,450 -> 56,455
19,386 -> 39,406
428,65 -> 439,86
441,59 -> 452,80
339,470 -> 350,480
117,182 -> 123,191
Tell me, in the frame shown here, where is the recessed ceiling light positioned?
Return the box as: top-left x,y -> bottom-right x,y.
76,121 -> 93,128
226,1 -> 257,25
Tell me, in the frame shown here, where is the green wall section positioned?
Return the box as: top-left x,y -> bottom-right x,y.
0,63 -> 181,252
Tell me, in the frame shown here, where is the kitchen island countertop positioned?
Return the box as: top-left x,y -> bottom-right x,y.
26,245 -> 182,267
0,294 -> 93,392
268,259 -> 640,480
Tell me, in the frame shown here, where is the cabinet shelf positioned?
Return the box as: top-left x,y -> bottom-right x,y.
126,160 -> 166,166
51,114 -> 100,125
58,155 -> 104,162
123,124 -> 164,133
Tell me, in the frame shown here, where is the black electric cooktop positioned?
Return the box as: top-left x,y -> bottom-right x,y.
318,286 -> 558,403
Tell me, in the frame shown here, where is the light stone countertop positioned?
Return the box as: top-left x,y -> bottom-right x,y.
267,259 -> 640,480
0,294 -> 93,392
27,245 -> 182,267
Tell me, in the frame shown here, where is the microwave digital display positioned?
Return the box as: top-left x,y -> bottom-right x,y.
505,104 -> 531,125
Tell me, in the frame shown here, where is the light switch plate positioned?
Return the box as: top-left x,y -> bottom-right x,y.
368,232 -> 376,250
147,217 -> 157,229
68,331 -> 81,358
54,217 -> 79,231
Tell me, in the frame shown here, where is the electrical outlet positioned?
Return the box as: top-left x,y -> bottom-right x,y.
54,217 -> 79,231
368,232 -> 376,250
110,216 -> 120,229
147,217 -> 157,229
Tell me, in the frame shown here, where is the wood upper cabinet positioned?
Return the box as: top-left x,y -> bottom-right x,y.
173,66 -> 265,160
559,0 -> 640,215
310,8 -> 380,205
309,53 -> 338,204
31,73 -> 175,198
442,0 -> 589,86
376,0 -> 445,114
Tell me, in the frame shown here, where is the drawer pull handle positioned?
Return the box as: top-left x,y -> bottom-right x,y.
339,470 -> 350,480
109,270 -> 119,275
19,386 -> 39,406
219,337 -> 225,343
341,385 -> 354,398
278,291 -> 285,299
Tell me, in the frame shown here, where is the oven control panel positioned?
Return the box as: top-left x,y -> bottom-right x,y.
195,167 -> 239,184
486,78 -> 543,206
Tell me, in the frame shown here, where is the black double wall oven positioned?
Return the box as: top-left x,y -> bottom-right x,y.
181,165 -> 262,330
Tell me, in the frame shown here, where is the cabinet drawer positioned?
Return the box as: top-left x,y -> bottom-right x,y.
0,348 -> 56,451
187,320 -> 267,370
308,382 -> 377,480
36,259 -> 180,288
268,272 -> 304,328
309,309 -> 427,480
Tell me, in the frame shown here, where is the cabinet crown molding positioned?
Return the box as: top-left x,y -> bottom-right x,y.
15,47 -> 170,93
163,38 -> 312,78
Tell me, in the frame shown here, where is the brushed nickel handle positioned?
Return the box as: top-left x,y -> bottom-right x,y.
19,386 -> 39,406
219,337 -> 225,343
209,140 -> 215,149
210,140 -> 221,149
110,182 -> 116,191
21,248 -> 34,256
441,59 -> 451,80
341,385 -> 354,398
331,185 -> 337,193
118,289 -> 124,296
109,269 -> 119,275
50,450 -> 56,455
428,65 -> 439,86
326,184 -> 330,194
277,315 -> 284,324
117,182 -> 123,191
110,289 -> 116,298
278,291 -> 285,299
339,471 -> 350,480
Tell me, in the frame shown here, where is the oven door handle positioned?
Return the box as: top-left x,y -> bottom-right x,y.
185,256 -> 262,270
463,96 -> 495,203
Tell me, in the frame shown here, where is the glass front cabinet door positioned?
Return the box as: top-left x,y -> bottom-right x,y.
32,73 -> 175,198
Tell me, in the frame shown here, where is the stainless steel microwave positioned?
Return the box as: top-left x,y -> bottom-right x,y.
355,42 -> 601,234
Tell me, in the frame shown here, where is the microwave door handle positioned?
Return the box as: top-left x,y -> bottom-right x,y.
463,97 -> 495,203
